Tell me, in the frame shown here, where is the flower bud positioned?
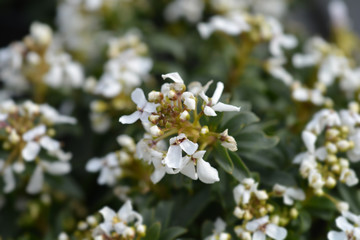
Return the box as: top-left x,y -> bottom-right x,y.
255,190 -> 268,201
331,164 -> 341,174
58,232 -> 69,240
149,114 -> 160,124
234,206 -> 245,219
336,201 -> 349,212
148,91 -> 162,102
136,224 -> 146,236
326,154 -> 337,163
349,101 -> 359,113
326,128 -> 340,141
243,210 -> 253,220
326,142 -> 337,154
150,125 -> 162,137
90,101 -> 108,113
241,232 -> 252,240
180,110 -> 190,121
325,176 -> 337,188
290,208 -> 299,219
266,204 -> 275,213
13,162 -> 25,173
78,221 -> 88,230
86,216 -> 97,226
219,233 -> 231,240
340,126 -> 349,136
314,188 -> 324,196
271,215 -> 280,225
259,207 -> 267,216
124,227 -> 135,238
200,126 -> 209,135
168,90 -> 177,100
339,158 -> 349,168
336,140 -> 351,151
9,129 -> 20,144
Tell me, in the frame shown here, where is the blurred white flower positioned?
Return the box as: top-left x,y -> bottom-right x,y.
246,215 -> 287,240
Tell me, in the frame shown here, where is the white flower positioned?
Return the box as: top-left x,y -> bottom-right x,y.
0,160 -> 16,193
328,216 -> 360,240
328,0 -> 351,29
181,92 -> 196,110
340,168 -> 359,186
318,55 -> 348,86
119,88 -> 158,124
219,129 -> 238,151
40,104 -> 77,124
268,17 -> 298,57
233,178 -> 259,205
197,12 -> 250,39
305,109 -> 341,134
164,0 -> 204,23
30,22 -> 52,46
205,218 -> 231,240
246,216 -> 287,240
163,133 -> 198,169
181,151 -> 220,184
86,153 -> 122,186
200,81 -> 240,116
273,184 -> 305,205
266,57 -> 294,86
96,200 -> 143,237
26,160 -> 71,194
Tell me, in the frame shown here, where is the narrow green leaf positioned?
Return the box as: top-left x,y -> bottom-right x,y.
159,227 -> 187,240
236,130 -> 279,150
228,151 -> 251,181
214,144 -> 234,174
338,183 -> 360,214
143,222 -> 161,240
222,111 -> 259,135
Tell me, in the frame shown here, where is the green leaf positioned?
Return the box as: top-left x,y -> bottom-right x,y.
173,187 -> 212,227
222,111 -> 259,135
228,151 -> 251,181
155,201 -> 174,228
159,227 -> 187,240
236,130 -> 279,150
143,222 -> 161,240
214,144 -> 234,174
338,183 -> 360,214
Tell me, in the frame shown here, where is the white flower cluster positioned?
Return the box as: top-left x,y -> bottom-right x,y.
0,22 -> 84,96
233,178 -> 305,240
87,31 -> 153,133
86,135 -> 136,186
271,36 -> 360,106
164,0 -> 205,23
294,105 -> 360,194
93,200 -> 146,239
119,72 -> 240,184
0,100 -> 76,194
204,218 -> 231,240
328,211 -> 360,240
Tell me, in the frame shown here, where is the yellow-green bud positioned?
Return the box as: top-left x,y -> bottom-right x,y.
290,208 -> 299,219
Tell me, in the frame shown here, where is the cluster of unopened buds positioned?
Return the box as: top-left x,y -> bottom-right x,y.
86,134 -> 137,186
86,31 -> 153,133
233,178 -> 305,240
119,72 -> 240,184
0,99 -> 75,194
295,103 -> 360,195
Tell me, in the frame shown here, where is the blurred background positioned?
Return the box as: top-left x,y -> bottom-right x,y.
1,0 -> 360,47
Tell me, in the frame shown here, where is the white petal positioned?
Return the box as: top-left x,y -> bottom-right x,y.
212,102 -> 241,112
39,136 -> 60,152
161,72 -> 184,84
246,216 -> 269,232
114,222 -> 127,235
180,159 -> 198,180
253,231 -> 266,240
117,200 -> 133,221
131,88 -> 147,108
151,167 -> 166,184
22,124 -> 46,141
197,158 -> 219,184
336,216 -> 353,232
99,206 -> 117,223
143,102 -> 158,113
327,231 -> 347,240
302,131 -> 317,153
99,222 -> 113,236
266,224 -> 287,240
286,188 -> 305,202
193,150 -> 206,159
197,22 -> 214,39
86,158 -> 103,172
119,111 -> 141,124
212,82 -> 224,104
180,139 -> 198,155
163,145 -> 182,169
22,141 -> 41,161
3,166 -> 15,193
26,165 -> 44,194
204,106 -> 217,116
43,161 -> 71,175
